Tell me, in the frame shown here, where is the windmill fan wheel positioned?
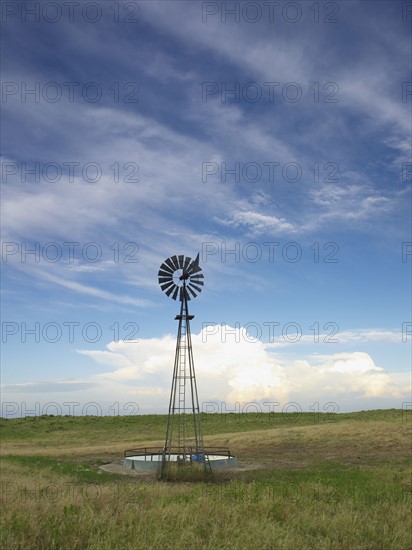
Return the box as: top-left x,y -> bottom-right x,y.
158,254 -> 204,301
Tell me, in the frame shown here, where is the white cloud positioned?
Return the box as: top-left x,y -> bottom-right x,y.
308,182 -> 395,224
142,1 -> 409,136
2,3 -> 410,415
2,326 -> 409,414
217,210 -> 296,235
303,352 -> 402,398
266,329 -> 403,348
9,263 -> 154,308
74,326 -> 409,406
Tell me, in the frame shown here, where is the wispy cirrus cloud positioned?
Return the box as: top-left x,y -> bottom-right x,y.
216,210 -> 297,235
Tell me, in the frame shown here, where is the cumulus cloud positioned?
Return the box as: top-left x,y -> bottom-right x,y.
287,352 -> 405,399
2,324 -> 409,415
72,325 -> 410,409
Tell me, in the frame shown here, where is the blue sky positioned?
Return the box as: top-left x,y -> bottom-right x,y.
1,0 -> 411,417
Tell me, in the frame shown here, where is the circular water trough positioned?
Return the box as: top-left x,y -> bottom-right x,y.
123,447 -> 236,472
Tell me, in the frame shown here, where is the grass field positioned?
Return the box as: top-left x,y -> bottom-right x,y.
1,409 -> 411,549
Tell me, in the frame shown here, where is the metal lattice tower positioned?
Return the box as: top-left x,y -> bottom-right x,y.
158,254 -> 211,479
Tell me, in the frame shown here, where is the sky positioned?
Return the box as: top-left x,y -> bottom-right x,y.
1,0 -> 411,418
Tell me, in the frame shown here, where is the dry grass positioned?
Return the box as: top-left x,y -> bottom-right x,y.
1,410 -> 411,549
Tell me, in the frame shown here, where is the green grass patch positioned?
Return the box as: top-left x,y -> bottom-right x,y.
1,410 -> 411,549
1,409 -> 407,448
1,455 -> 122,484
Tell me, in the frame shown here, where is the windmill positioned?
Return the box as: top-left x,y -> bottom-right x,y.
123,254 -> 236,476
158,253 -> 211,478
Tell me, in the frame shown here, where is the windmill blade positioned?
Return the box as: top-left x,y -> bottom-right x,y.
190,273 -> 204,281
183,256 -> 191,273
184,288 -> 191,301
162,259 -> 175,272
170,255 -> 180,270
189,277 -> 204,286
171,285 -> 180,300
178,255 -> 185,269
164,257 -> 176,272
160,276 -> 174,285
165,284 -> 178,297
159,262 -> 174,274
160,281 -> 174,292
159,270 -> 174,279
180,287 -> 191,301
187,285 -> 197,299
189,281 -> 203,287
188,283 -> 202,294
188,282 -> 202,294
189,273 -> 204,283
158,269 -> 173,279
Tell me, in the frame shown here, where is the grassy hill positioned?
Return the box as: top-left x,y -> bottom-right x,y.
1,410 -> 411,549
